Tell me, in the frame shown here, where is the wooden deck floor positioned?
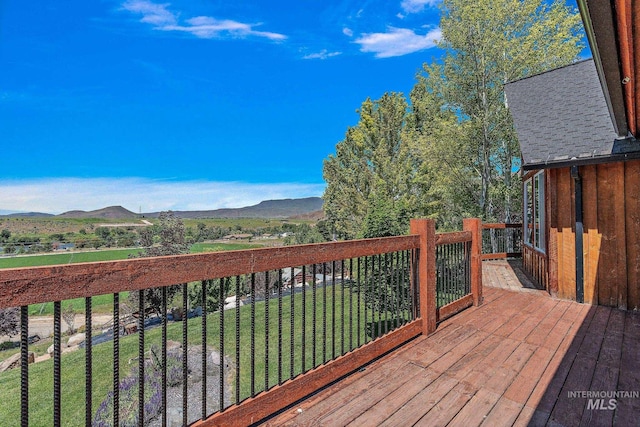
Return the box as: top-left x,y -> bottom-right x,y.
260,262 -> 640,426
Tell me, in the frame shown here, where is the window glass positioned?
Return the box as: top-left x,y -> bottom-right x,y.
525,179 -> 533,245
536,172 -> 545,251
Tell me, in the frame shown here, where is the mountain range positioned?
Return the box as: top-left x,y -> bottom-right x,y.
2,197 -> 324,220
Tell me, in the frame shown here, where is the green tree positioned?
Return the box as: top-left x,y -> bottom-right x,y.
422,0 -> 584,222
129,212 -> 191,316
323,93 -> 416,239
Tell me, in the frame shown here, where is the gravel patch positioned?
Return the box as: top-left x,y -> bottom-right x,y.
148,347 -> 233,426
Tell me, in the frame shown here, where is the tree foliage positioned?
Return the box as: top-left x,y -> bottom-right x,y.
323,0 -> 585,237
427,0 -> 585,222
323,93 -> 419,239
129,211 -> 191,316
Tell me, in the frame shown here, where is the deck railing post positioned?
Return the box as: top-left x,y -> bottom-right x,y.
410,219 -> 436,335
464,218 -> 483,306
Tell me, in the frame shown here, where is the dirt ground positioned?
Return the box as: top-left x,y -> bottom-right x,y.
0,313 -> 113,344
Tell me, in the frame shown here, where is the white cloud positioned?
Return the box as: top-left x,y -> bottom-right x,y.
400,0 -> 441,14
302,49 -> 342,60
0,178 -> 324,215
121,0 -> 177,26
343,27 -> 354,37
121,0 -> 286,41
355,27 -> 441,58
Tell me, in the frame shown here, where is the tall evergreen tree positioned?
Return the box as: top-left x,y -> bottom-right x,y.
323,92 -> 415,238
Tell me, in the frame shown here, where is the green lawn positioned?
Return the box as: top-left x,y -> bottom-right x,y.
1,243 -> 262,315
0,248 -> 143,269
0,285 -> 411,426
0,243 -> 265,270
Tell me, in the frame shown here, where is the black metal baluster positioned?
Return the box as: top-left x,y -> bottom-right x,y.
264,271 -> 270,391
20,306 -> 28,427
467,241 -> 472,294
278,269 -> 283,385
202,280 -> 208,419
364,256 -> 369,344
235,275 -> 241,404
113,293 -> 120,426
301,265 -> 307,373
401,251 -> 405,323
341,259 -> 345,355
53,301 -> 61,427
138,290 -> 145,426
357,257 -> 361,347
331,261 -> 336,359
411,249 -> 418,320
349,258 -> 353,351
392,252 -> 397,330
85,297 -> 92,427
162,287 -> 167,427
449,244 -> 454,303
219,279 -> 225,411
322,263 -> 327,363
290,267 -> 295,380
312,264 -> 317,368
250,273 -> 256,397
182,284 -> 187,425
375,254 -> 380,339
383,253 -> 388,335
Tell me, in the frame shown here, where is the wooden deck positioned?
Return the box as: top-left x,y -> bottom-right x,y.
260,262 -> 640,426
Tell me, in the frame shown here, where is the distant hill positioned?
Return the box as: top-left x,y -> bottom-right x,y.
1,211 -> 55,218
288,209 -> 326,221
144,197 -> 324,219
58,206 -> 138,219
3,197 -> 324,220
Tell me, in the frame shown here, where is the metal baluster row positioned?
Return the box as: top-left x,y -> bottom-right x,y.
15,250 -> 417,426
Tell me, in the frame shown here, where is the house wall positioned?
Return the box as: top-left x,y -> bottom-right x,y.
545,159 -> 640,310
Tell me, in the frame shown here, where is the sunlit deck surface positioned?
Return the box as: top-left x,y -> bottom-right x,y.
260,261 -> 640,426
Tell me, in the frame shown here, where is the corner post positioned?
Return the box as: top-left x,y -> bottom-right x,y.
410,219 -> 436,335
463,218 -> 483,306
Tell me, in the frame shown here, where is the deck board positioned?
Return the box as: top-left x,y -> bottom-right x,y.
260,261 -> 640,426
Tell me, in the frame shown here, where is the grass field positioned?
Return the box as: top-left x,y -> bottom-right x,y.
0,248 -> 143,269
0,285 -> 404,426
0,243 -> 265,316
0,242 -> 265,270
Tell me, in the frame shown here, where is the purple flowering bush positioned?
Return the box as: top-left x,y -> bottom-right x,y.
93,345 -> 185,426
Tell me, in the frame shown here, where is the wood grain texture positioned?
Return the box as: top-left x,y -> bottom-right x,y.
0,235 -> 419,308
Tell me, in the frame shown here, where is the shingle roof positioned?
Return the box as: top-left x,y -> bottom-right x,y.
504,59 -> 623,169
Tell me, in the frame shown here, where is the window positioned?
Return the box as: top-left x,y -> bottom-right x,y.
524,171 -> 545,252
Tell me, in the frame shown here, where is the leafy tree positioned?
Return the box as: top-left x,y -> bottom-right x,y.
0,229 -> 10,242
323,93 -> 416,239
420,0 -> 584,222
129,212 -> 191,316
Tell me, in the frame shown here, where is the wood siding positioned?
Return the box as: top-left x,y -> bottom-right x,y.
547,160 -> 640,310
522,245 -> 548,291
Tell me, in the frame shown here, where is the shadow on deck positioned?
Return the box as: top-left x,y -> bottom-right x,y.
260,262 -> 640,426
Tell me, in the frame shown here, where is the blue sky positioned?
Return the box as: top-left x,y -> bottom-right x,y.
1,0 -> 444,214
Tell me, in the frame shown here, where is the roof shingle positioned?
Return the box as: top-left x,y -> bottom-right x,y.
505,59 -> 621,169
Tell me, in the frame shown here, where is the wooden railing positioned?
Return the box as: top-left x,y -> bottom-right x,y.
0,218 -> 482,427
481,223 -> 523,260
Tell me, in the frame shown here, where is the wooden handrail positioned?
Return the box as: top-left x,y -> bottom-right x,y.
435,231 -> 472,246
482,223 -> 522,229
0,235 -> 419,309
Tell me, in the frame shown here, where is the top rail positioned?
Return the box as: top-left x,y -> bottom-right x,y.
0,234 -> 419,309
435,231 -> 472,246
482,223 -> 522,229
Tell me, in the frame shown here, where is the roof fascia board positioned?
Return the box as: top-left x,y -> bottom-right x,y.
577,0 -> 629,137
522,149 -> 640,171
